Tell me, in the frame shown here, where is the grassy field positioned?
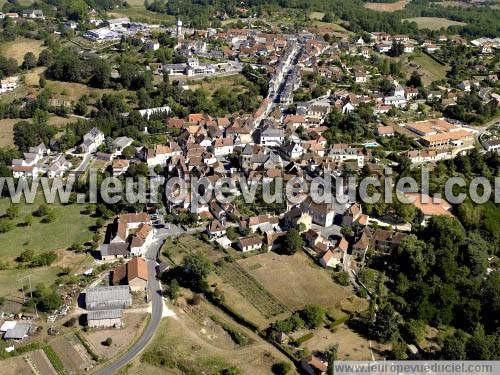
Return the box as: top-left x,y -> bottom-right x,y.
0,116 -> 76,147
238,252 -> 350,311
308,12 -> 350,33
0,194 -> 96,260
412,54 -> 449,85
186,74 -> 248,99
108,7 -> 175,24
216,261 -> 289,319
45,79 -> 134,103
161,234 -> 224,264
364,0 -> 408,12
404,17 -> 467,30
0,37 -> 45,64
132,299 -> 288,375
0,119 -> 18,147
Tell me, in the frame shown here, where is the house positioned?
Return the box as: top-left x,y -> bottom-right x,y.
300,355 -> 327,375
281,142 -> 304,160
319,249 -> 343,268
281,207 -> 312,231
260,124 -> 285,147
101,213 -> 151,259
369,229 -> 408,252
352,232 -> 370,258
130,223 -> 153,256
354,69 -> 367,84
87,309 -> 123,328
22,9 -> 44,19
212,137 -> 234,157
342,203 -> 362,226
376,125 -> 394,137
207,219 -> 227,239
403,193 -> 453,224
146,39 -> 160,51
128,257 -> 148,292
112,159 -> 130,176
482,139 -> 500,152
458,80 -> 471,92
112,257 -> 149,292
112,136 -> 133,155
142,143 -> 181,166
237,236 -> 262,252
80,127 -> 105,154
301,197 -> 335,227
85,285 -> 132,310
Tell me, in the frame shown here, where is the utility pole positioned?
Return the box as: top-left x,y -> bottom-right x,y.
18,275 -> 38,318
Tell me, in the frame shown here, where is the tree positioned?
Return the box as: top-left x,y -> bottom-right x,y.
369,303 -> 399,343
442,333 -> 467,359
407,71 -> 423,88
0,219 -> 13,233
122,145 -> 136,159
333,271 -> 350,286
167,279 -> 180,300
104,337 -> 113,346
18,249 -> 35,263
272,361 -> 291,375
322,13 -> 334,23
22,52 -> 37,70
182,253 -> 213,291
282,228 -> 304,255
6,204 -> 19,219
24,214 -> 33,227
300,304 -> 326,328
39,75 -> 46,88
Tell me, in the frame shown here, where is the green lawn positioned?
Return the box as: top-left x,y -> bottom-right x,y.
412,54 -> 448,85
0,194 -> 96,259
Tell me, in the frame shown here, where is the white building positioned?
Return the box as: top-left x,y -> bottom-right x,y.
81,127 -> 105,154
0,76 -> 18,93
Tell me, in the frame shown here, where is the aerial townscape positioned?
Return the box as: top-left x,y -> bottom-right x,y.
0,0 -> 499,374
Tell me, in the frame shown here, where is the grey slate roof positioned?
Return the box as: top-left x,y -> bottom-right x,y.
87,309 -> 123,320
3,322 -> 31,340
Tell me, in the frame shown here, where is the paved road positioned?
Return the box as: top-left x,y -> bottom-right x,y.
97,238 -> 165,375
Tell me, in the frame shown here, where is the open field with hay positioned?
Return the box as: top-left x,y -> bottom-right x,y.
364,0 -> 408,12
404,17 -> 467,30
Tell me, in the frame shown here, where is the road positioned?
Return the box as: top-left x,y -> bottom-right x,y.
96,238 -> 165,375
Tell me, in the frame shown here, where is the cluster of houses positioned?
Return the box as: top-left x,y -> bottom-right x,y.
11,143 -> 72,179
0,9 -> 44,20
100,213 -> 153,260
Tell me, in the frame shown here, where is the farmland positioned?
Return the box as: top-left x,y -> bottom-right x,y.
1,349 -> 57,375
49,335 -> 92,373
0,119 -> 18,147
216,261 -> 289,319
404,17 -> 467,30
238,252 -> 350,311
364,0 -> 408,12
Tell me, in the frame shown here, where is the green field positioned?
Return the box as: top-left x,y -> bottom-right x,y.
412,54 -> 448,85
404,17 -> 467,30
216,262 -> 288,319
0,194 -> 96,259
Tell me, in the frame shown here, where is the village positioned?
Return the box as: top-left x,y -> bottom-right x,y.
0,1 -> 499,374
